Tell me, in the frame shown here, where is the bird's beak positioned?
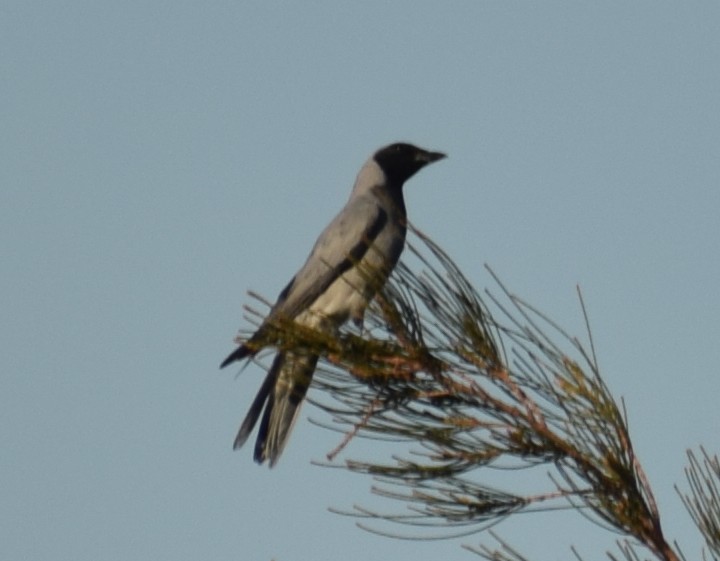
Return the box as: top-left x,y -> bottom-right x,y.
420,150 -> 447,164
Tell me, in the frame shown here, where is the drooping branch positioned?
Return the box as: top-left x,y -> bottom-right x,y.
240,227 -> 693,561
303,227 -> 682,561
679,448 -> 720,560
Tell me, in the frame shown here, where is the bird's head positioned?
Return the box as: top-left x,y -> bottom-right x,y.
373,142 -> 446,186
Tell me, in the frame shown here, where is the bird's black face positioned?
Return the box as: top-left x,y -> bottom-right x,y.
373,142 -> 446,186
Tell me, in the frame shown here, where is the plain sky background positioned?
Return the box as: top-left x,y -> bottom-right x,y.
2,2 -> 719,560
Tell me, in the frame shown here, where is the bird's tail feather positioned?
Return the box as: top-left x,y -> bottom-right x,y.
254,352 -> 318,467
232,354 -> 283,449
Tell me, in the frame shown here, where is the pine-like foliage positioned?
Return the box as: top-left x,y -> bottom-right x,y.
239,228 -> 718,561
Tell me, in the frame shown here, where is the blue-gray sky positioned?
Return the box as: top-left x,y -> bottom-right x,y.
2,2 -> 719,560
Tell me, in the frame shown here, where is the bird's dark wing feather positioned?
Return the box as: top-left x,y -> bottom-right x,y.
220,343 -> 253,368
269,196 -> 387,321
220,196 -> 386,368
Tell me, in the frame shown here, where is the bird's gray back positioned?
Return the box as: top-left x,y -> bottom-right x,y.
260,153 -> 410,330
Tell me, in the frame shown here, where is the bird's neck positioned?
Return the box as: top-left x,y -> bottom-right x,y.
373,182 -> 406,217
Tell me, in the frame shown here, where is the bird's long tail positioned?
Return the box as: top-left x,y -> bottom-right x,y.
232,351 -> 318,467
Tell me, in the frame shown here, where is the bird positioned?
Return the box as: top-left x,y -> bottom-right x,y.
221,142 -> 446,466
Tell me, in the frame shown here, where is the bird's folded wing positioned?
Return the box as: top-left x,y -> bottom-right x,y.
270,196 -> 388,320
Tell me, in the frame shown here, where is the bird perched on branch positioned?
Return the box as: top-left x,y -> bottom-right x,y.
221,142 -> 446,466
